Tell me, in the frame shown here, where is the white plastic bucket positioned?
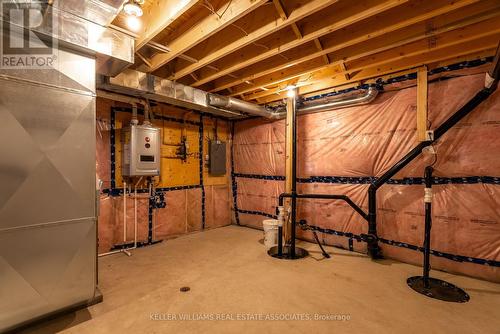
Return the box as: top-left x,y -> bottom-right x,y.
262,219 -> 281,250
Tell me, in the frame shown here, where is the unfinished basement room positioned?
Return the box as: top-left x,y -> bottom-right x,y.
1,0 -> 500,333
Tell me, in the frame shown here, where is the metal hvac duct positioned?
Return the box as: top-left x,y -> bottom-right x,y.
297,86 -> 379,115
0,2 -> 131,331
0,1 -> 134,76
207,94 -> 274,118
207,87 -> 379,119
99,73 -> 378,119
50,0 -> 126,27
98,70 -> 248,118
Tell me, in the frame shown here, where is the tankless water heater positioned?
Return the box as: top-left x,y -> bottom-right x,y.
122,124 -> 161,176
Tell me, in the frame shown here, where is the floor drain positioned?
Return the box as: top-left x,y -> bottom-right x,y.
180,286 -> 190,292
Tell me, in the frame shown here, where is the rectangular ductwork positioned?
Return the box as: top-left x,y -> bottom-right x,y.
51,0 -> 126,27
98,69 -> 380,119
98,70 -> 251,118
0,1 -> 134,76
0,1 -> 131,331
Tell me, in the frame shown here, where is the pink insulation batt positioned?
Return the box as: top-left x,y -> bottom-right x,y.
233,73 -> 500,282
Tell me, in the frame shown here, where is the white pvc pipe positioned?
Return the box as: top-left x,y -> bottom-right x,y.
99,177 -> 147,258
134,186 -> 138,249
99,182 -> 138,258
123,181 -> 127,243
98,249 -> 130,257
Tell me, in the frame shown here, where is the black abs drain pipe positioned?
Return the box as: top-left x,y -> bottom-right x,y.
270,42 -> 499,262
407,166 -> 470,303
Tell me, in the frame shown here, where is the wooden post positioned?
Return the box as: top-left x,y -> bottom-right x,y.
284,92 -> 295,244
417,66 -> 428,142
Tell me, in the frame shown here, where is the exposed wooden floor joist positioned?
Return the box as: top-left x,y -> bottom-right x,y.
110,0 -> 500,106
207,0 -> 491,93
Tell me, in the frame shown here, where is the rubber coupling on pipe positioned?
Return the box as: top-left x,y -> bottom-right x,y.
424,188 -> 433,203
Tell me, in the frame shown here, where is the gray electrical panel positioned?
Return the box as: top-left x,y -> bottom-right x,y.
122,124 -> 161,176
209,140 -> 227,175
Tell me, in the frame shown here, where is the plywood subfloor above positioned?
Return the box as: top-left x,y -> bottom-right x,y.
112,0 -> 500,104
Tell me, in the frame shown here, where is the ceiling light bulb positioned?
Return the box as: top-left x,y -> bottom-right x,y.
286,85 -> 296,98
124,1 -> 143,17
126,15 -> 142,31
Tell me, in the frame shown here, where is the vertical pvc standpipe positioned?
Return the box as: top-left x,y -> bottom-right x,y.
422,166 -> 433,288
277,206 -> 285,256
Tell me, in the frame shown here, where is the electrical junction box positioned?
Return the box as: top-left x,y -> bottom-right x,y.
122,124 -> 161,176
209,140 -> 226,175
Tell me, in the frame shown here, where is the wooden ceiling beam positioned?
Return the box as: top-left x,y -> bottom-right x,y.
148,0 -> 269,72
291,23 -> 303,40
231,9 -> 500,98
211,0 -> 493,93
191,0 -> 409,87
256,43 -> 497,104
231,57 -> 336,97
270,0 -> 303,40
272,0 -> 288,20
179,54 -> 199,63
136,52 -> 152,68
314,38 -> 330,65
246,25 -> 500,101
135,0 -> 200,52
169,0 -> 335,80
339,62 -> 350,81
147,41 -> 171,53
416,66 -> 428,142
347,24 -> 500,72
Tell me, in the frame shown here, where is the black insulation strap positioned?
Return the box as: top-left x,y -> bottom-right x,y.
298,221 -> 367,243
228,57 -> 499,267
233,173 -> 286,181
233,173 -> 500,185
148,192 -> 154,243
230,123 -> 241,225
237,209 -> 276,219
102,184 -> 202,196
110,108 -> 116,189
258,57 -> 494,115
233,209 -> 500,267
379,238 -> 500,267
110,240 -> 162,251
238,206 -> 500,267
302,57 -> 494,103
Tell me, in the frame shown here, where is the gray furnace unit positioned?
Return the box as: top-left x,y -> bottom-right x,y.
0,0 -> 134,331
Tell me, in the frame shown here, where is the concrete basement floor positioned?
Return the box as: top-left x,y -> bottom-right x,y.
20,225 -> 500,334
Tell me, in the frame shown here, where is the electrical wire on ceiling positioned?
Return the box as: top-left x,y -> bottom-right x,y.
202,0 -> 233,19
199,0 -> 288,79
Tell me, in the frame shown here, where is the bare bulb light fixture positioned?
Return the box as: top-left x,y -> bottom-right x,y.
286,85 -> 297,98
124,0 -> 144,17
123,0 -> 144,31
